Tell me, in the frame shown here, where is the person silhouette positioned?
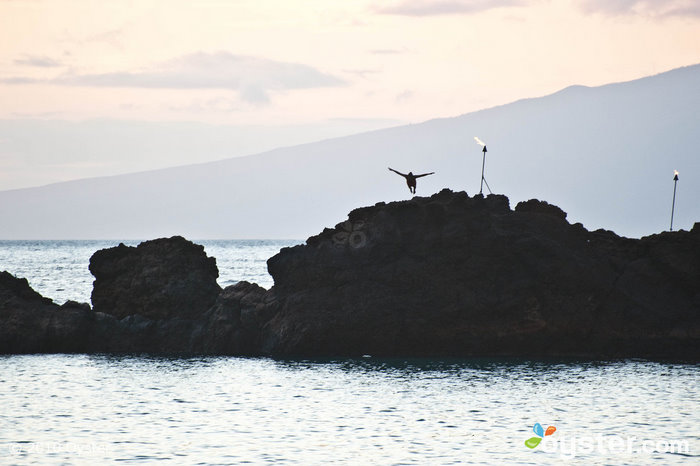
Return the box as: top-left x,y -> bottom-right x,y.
388,167 -> 435,194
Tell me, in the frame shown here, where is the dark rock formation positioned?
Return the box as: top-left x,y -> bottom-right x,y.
515,198 -> 567,220
200,281 -> 270,354
1,191 -> 698,359
263,189 -> 700,358
1,238 -> 261,355
0,271 -> 98,353
89,236 -> 220,320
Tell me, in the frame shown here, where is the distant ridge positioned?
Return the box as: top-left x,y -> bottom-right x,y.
0,64 -> 698,239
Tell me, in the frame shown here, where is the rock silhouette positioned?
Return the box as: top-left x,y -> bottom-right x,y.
90,236 -> 220,320
263,190 -> 699,357
1,190 -> 698,358
0,271 -> 100,353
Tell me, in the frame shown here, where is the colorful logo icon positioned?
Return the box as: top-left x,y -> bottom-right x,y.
525,423 -> 556,448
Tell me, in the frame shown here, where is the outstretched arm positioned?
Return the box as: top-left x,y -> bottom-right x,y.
388,167 -> 407,177
414,172 -> 435,178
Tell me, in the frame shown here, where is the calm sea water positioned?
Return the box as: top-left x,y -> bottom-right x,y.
0,356 -> 697,464
1,241 -> 698,464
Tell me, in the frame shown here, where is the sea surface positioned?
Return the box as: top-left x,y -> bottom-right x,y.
1,241 -> 699,464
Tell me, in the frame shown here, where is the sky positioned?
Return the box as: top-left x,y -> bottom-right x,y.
1,0 -> 700,189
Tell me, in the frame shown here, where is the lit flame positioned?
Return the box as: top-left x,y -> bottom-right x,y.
674,170 -> 679,176
474,136 -> 486,147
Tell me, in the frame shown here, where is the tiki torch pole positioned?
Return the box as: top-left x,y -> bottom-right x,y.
480,145 -> 487,195
670,170 -> 679,231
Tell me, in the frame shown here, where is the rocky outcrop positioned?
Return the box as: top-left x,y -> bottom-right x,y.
262,189 -> 700,358
200,281 -> 271,354
1,190 -> 698,358
89,236 -> 220,320
0,271 -> 98,353
1,239 -> 260,355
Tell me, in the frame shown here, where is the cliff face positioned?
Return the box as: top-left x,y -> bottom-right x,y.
1,190 -> 698,358
263,189 -> 700,357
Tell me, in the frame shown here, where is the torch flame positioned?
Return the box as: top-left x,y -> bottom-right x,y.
474,136 -> 486,147
674,170 -> 679,176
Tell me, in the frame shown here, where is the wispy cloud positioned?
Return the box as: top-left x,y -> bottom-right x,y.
166,97 -> 241,113
396,90 -> 414,103
343,69 -> 380,79
14,54 -> 63,68
0,52 -> 345,104
238,85 -> 271,105
56,27 -> 125,48
85,28 -> 124,46
10,111 -> 63,118
369,49 -> 405,55
374,0 -> 526,16
1,77 -> 37,84
580,0 -> 700,18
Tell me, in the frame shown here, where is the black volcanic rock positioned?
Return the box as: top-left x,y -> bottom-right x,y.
515,198 -> 567,220
200,281 -> 270,354
0,269 -> 266,355
89,236 -> 221,320
263,189 -> 700,358
2,237 -> 231,354
0,271 -> 98,353
1,191 -> 698,358
0,271 -> 54,306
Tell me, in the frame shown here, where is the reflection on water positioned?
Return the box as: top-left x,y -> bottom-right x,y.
1,355 -> 697,464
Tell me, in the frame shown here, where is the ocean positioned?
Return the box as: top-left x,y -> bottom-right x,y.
1,240 -> 698,464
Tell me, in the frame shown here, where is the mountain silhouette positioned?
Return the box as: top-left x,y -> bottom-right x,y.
0,64 -> 698,239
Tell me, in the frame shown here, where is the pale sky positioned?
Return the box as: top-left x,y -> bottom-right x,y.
1,0 -> 700,188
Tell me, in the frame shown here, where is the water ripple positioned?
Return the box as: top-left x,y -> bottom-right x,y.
0,355 -> 698,464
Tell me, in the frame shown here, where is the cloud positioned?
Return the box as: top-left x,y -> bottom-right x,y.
85,28 -> 124,46
10,111 -> 62,118
239,84 -> 271,105
396,90 -> 414,103
580,0 -> 700,18
166,97 -> 241,113
14,55 -> 63,68
374,0 -> 526,16
0,77 -> 38,84
369,49 -> 405,54
0,52 -> 345,104
56,27 -> 125,48
343,69 -> 381,79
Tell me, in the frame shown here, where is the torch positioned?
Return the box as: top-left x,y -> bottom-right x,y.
474,137 -> 492,195
670,170 -> 679,231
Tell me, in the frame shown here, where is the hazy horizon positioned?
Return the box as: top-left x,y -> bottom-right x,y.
2,0 -> 699,190
1,63 -> 698,241
1,62 -> 698,193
